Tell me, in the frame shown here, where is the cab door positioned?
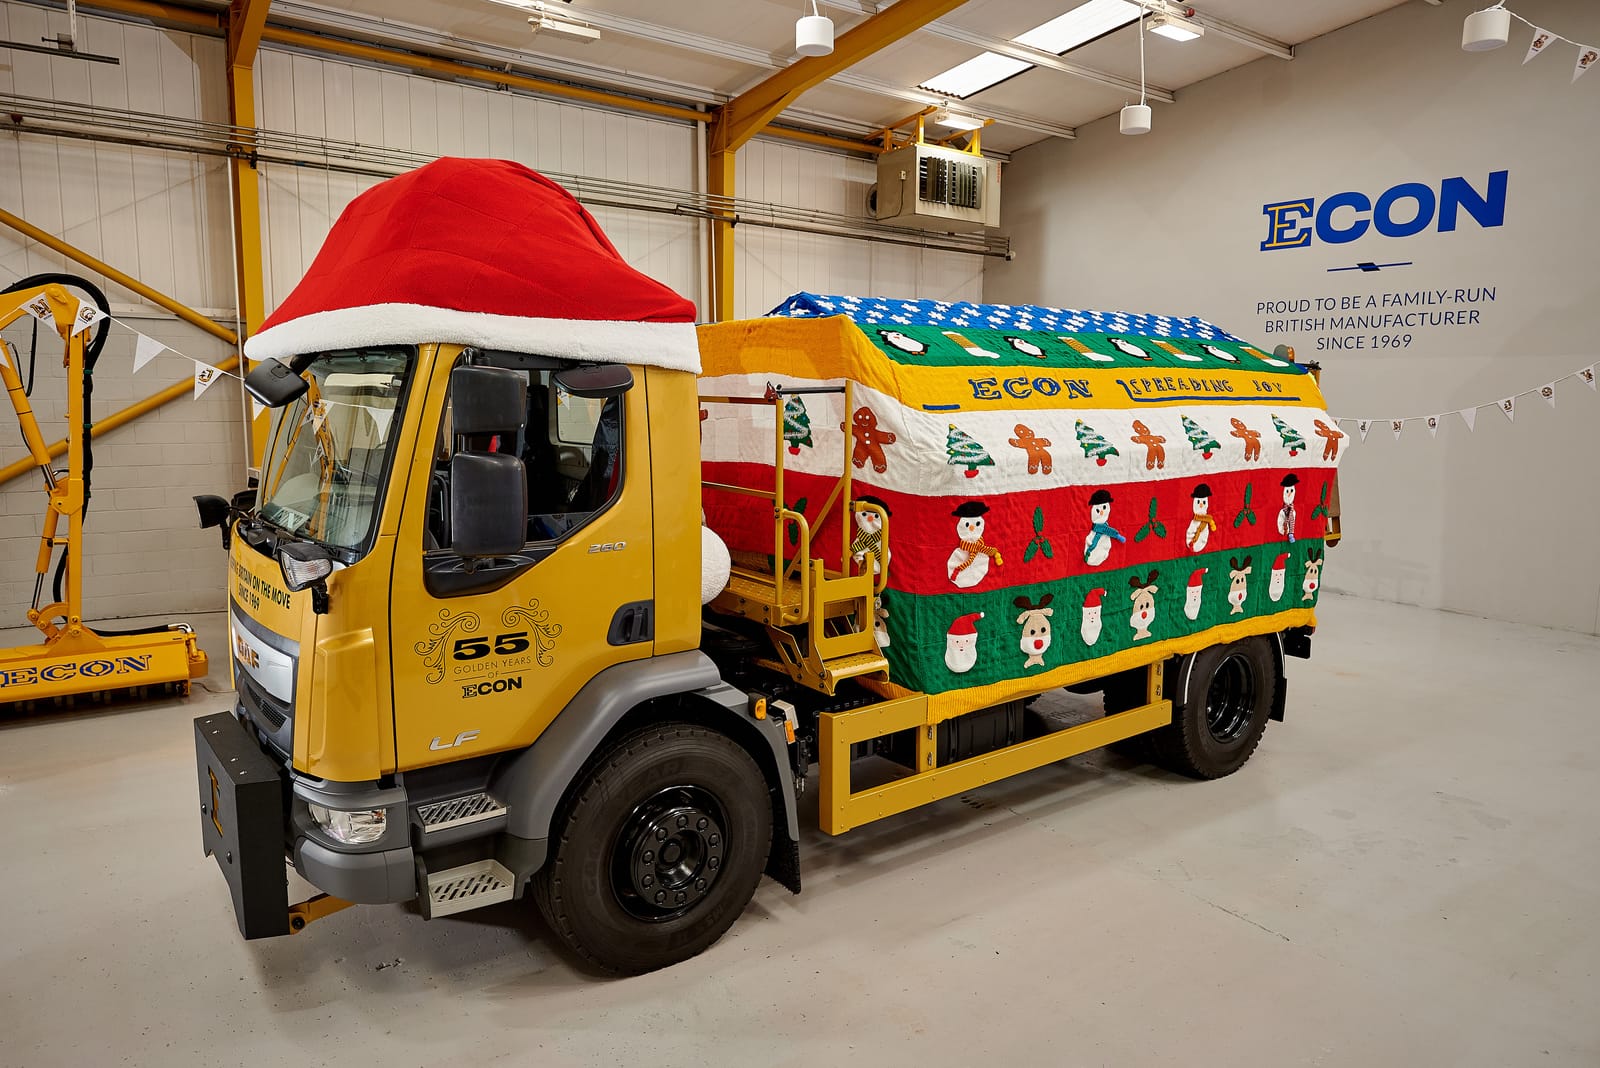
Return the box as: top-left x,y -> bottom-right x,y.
388,348 -> 656,769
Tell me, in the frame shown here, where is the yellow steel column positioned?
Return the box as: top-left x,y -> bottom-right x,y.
227,0 -> 270,463
706,140 -> 736,323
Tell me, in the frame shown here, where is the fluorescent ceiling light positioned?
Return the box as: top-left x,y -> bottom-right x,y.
1015,0 -> 1142,54
1149,14 -> 1204,41
919,51 -> 1030,98
932,109 -> 985,131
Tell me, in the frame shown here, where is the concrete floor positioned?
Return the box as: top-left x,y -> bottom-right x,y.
0,592 -> 1596,1066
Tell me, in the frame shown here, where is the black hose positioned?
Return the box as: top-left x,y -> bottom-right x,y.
2,274 -> 112,607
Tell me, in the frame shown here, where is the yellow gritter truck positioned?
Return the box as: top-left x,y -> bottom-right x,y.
194,158 -> 1341,974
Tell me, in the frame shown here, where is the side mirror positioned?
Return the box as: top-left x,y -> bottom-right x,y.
449,452 -> 527,557
452,365 -> 527,434
554,363 -> 633,399
195,494 -> 232,550
244,359 -> 310,408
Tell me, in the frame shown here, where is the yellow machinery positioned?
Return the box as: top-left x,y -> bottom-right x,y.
0,279 -> 207,708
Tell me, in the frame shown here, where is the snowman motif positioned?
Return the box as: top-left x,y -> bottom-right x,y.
1186,483 -> 1216,553
1080,588 -> 1106,646
1268,552 -> 1289,602
872,596 -> 891,648
1183,568 -> 1207,621
947,501 -> 1003,589
1277,473 -> 1300,543
944,612 -> 984,673
1083,489 -> 1125,567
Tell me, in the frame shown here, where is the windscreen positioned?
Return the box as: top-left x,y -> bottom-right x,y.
257,348 -> 411,552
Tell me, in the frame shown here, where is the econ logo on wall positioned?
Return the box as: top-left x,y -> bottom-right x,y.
1251,171 -> 1507,355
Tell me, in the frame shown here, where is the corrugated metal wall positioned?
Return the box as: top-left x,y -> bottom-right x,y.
0,0 -> 986,624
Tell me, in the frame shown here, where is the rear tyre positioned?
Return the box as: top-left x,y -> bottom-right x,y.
1145,637 -> 1279,779
532,722 -> 773,975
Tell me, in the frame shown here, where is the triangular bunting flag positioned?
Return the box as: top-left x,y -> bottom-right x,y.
194,361 -> 222,399
1426,415 -> 1441,437
22,293 -> 54,323
132,333 -> 167,374
1540,383 -> 1557,407
1357,419 -> 1371,442
1391,419 -> 1404,441
70,297 -> 107,337
1580,366 -> 1596,390
1575,44 -> 1598,82
1499,396 -> 1515,422
1458,408 -> 1477,432
1524,28 -> 1554,63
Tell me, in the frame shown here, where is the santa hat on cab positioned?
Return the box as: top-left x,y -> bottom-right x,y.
244,157 -> 699,371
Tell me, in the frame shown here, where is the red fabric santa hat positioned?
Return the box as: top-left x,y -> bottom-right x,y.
245,157 -> 699,370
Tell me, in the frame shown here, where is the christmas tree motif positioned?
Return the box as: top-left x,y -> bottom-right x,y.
1271,414 -> 1307,457
782,395 -> 813,455
1075,419 -> 1119,466
1180,414 -> 1220,459
946,423 -> 995,478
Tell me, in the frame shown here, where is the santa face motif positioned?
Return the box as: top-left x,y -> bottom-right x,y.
1184,583 -> 1204,621
1081,605 -> 1102,646
945,632 -> 978,673
1269,567 -> 1286,603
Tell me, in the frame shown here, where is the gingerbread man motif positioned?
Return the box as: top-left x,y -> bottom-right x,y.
1313,419 -> 1345,462
841,406 -> 895,473
1007,423 -> 1053,474
1130,420 -> 1166,471
1230,417 -> 1262,462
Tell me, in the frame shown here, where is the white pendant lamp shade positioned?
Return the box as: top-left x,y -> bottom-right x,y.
1120,103 -> 1151,135
796,14 -> 834,57
1462,8 -> 1511,51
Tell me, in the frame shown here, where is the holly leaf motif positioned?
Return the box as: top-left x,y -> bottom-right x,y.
1024,541 -> 1038,564
1041,539 -> 1053,559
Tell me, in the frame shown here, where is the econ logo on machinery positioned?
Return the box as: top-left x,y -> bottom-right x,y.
0,655 -> 154,688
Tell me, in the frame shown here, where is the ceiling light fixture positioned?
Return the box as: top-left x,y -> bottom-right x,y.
1461,4 -> 1511,51
796,0 -> 834,58
482,0 -> 600,43
1121,9 -> 1151,134
932,108 -> 986,131
1148,10 -> 1204,42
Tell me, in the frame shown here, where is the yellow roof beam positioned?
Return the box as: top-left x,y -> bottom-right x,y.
226,0 -> 269,68
712,0 -> 971,154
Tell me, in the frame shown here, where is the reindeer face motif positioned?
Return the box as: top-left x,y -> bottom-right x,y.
1228,555 -> 1253,615
1014,594 -> 1055,668
1127,571 -> 1160,640
1303,548 -> 1324,601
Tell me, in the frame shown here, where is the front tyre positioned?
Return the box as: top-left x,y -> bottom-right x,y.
532,723 -> 773,975
1145,636 -> 1280,780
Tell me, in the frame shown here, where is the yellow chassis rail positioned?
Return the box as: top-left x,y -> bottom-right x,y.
818,660 -> 1170,834
0,284 -> 207,705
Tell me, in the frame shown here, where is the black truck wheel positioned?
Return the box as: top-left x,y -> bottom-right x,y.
1145,636 -> 1280,779
532,722 -> 772,975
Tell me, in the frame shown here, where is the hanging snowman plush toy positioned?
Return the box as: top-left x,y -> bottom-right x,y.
1277,473 -> 1300,542
1186,483 -> 1216,553
944,612 -> 984,673
1083,489 -> 1125,567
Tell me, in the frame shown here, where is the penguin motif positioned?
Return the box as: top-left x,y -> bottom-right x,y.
1004,336 -> 1046,358
1202,343 -> 1240,363
1110,337 -> 1152,361
878,329 -> 927,355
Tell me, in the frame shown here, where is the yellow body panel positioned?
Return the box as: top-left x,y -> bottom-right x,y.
646,366 -> 707,656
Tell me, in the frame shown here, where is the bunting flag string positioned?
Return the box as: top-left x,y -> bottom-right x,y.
1490,8 -> 1600,82
1333,361 -> 1595,442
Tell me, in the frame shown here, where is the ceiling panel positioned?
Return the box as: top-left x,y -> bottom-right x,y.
265,0 -> 1423,153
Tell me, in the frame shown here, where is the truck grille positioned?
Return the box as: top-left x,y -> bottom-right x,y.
237,669 -> 292,755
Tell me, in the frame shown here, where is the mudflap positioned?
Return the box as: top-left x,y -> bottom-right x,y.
195,712 -> 290,939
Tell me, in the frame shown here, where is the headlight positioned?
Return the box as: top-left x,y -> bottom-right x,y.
278,542 -> 334,591
308,803 -> 387,845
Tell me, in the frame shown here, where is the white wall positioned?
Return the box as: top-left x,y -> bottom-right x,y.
0,2 -> 987,623
987,0 -> 1600,635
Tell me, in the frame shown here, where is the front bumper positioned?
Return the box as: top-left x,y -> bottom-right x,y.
195,712 -> 415,938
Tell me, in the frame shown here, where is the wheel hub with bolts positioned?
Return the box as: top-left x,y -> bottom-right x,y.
1204,652 -> 1257,744
614,789 -> 726,921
